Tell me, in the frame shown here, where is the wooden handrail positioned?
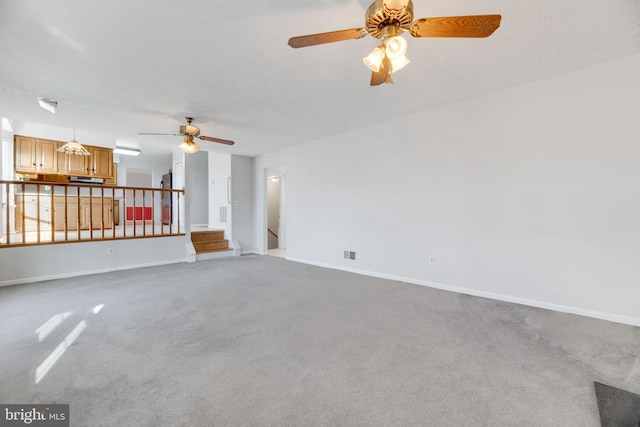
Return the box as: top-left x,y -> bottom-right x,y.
0,180 -> 185,248
268,228 -> 278,239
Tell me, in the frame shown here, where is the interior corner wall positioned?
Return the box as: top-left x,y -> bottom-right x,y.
254,52 -> 640,326
187,151 -> 208,225
208,152 -> 231,230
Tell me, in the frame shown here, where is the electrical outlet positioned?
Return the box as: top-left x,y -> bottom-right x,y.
429,256 -> 435,264
344,250 -> 357,260
108,247 -> 114,255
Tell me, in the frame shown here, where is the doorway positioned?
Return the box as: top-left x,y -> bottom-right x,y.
267,174 -> 284,257
125,168 -> 152,223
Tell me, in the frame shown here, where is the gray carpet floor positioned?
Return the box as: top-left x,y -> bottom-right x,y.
1,255 -> 639,426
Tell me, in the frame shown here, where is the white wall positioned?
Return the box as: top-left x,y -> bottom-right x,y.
231,155 -> 254,253
0,237 -> 188,286
208,152 -> 231,230
187,151 -> 208,225
254,52 -> 640,326
1,118 -> 16,239
13,121 -> 115,148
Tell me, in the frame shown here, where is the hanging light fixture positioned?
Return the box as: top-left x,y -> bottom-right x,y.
384,35 -> 410,73
57,129 -> 91,156
362,34 -> 410,78
178,135 -> 200,154
363,45 -> 386,72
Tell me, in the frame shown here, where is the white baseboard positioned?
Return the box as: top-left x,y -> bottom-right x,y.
285,257 -> 640,328
0,258 -> 187,288
196,250 -> 235,261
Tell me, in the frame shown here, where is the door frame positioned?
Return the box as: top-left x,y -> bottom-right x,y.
263,167 -> 285,253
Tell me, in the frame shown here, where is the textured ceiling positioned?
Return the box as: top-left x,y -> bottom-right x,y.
1,0 -> 639,157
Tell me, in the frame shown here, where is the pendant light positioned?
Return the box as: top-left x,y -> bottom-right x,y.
57,129 -> 91,156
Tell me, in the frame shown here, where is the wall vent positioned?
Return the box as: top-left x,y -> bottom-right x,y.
344,250 -> 356,260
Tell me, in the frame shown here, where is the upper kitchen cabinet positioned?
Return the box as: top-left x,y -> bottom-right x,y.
58,145 -> 113,178
14,136 -> 58,174
88,146 -> 113,178
16,135 -> 115,180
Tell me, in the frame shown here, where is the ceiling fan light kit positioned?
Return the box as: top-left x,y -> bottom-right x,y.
288,0 -> 501,86
139,117 -> 235,154
178,135 -> 200,154
363,45 -> 386,72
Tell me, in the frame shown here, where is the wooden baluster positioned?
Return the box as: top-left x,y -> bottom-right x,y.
50,185 -> 55,242
64,186 -> 69,241
101,186 -> 105,239
133,188 -> 137,237
36,184 -> 41,243
88,186 -> 93,240
77,188 -> 81,241
152,190 -> 155,236
111,189 -> 116,239
4,183 -> 9,245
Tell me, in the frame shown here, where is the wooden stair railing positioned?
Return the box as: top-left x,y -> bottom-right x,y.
0,180 -> 185,247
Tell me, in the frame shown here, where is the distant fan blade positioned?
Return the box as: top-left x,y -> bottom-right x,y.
370,55 -> 391,86
138,132 -> 181,136
410,14 -> 501,38
198,135 -> 235,146
288,28 -> 367,48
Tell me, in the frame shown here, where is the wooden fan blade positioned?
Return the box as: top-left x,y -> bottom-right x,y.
370,55 -> 391,86
410,14 -> 501,38
198,135 -> 235,146
288,28 -> 367,48
138,132 -> 181,136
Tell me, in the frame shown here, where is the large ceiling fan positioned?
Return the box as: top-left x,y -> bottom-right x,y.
288,0 -> 501,86
139,117 -> 235,153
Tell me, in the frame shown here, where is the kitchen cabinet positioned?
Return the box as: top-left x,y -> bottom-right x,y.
80,197 -> 114,229
52,196 -> 81,231
14,136 -> 58,174
14,194 -> 52,232
57,146 -> 113,178
15,135 -> 115,181
58,151 -> 88,176
88,146 -> 113,178
53,196 -> 114,230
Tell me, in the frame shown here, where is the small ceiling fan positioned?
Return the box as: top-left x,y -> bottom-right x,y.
288,0 -> 501,86
139,117 -> 235,153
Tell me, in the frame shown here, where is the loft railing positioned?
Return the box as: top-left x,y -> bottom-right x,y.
0,180 -> 185,247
